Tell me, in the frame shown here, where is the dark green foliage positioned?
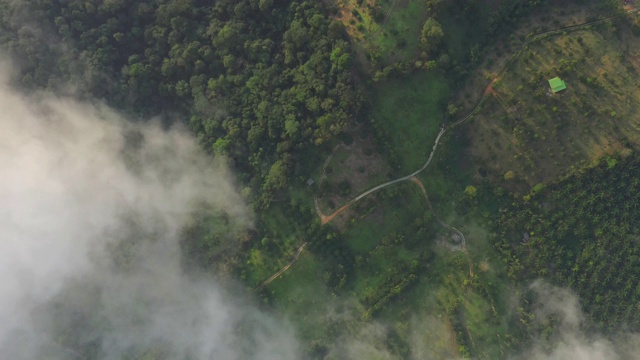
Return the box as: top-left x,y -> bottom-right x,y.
438,0 -> 550,81
307,231 -> 355,292
180,208 -> 250,272
420,17 -> 444,54
337,179 -> 351,196
363,270 -> 418,317
494,155 -> 640,331
371,5 -> 385,23
486,0 -> 547,35
0,0 -> 363,208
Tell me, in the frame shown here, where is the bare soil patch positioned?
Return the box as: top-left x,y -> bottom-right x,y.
316,125 -> 392,229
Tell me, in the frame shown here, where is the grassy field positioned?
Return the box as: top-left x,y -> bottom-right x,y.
266,153 -> 518,357
340,182 -> 432,269
371,71 -> 450,173
466,20 -> 640,192
263,251 -> 334,341
373,220 -> 516,359
334,0 -> 430,67
266,183 -> 442,356
314,71 -> 450,221
367,0 -> 429,65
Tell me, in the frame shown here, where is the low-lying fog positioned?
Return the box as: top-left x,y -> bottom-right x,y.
0,63 -> 298,359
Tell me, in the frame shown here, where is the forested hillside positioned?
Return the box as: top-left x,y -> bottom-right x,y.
0,0 -> 362,207
494,155 -> 640,332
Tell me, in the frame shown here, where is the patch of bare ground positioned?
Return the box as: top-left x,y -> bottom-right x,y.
625,0 -> 638,12
316,125 -> 392,229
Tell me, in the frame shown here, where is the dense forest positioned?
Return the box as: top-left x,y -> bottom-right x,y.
493,155 -> 640,332
0,0 -> 362,207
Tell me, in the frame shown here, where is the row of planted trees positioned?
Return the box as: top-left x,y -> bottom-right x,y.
492,154 -> 640,332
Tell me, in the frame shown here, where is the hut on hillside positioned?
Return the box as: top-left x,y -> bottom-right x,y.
548,77 -> 567,93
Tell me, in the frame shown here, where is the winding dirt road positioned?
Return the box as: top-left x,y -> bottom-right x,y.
265,6 -> 639,290
315,6 -> 639,225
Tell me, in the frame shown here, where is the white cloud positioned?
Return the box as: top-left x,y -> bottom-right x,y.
511,281 -> 640,360
0,62 -> 298,359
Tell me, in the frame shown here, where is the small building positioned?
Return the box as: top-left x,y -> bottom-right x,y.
306,178 -> 315,186
548,77 -> 567,93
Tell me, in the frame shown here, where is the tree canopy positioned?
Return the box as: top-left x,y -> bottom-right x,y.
0,0 -> 363,207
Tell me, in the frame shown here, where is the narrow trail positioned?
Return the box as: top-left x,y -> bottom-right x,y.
411,177 -> 474,279
367,0 -> 398,39
257,242 -> 307,289
315,6 -> 639,226
483,78 -> 499,97
318,202 -> 350,225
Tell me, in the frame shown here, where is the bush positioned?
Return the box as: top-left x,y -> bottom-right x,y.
504,170 -> 515,180
338,180 -> 352,196
373,6 -> 385,22
464,185 -> 477,198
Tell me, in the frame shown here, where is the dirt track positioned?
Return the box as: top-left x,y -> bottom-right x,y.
314,6 -> 639,227
257,242 -> 307,289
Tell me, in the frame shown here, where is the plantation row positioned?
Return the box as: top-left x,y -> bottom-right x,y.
493,154 -> 640,331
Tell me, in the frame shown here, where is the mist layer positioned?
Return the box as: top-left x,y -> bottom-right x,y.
0,65 -> 298,359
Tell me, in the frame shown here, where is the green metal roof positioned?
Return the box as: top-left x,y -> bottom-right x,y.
548,77 -> 567,93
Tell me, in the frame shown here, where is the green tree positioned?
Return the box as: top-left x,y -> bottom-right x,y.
420,18 -> 444,55
464,185 -> 477,198
504,170 -> 515,180
0,0 -> 362,209
264,159 -> 289,192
